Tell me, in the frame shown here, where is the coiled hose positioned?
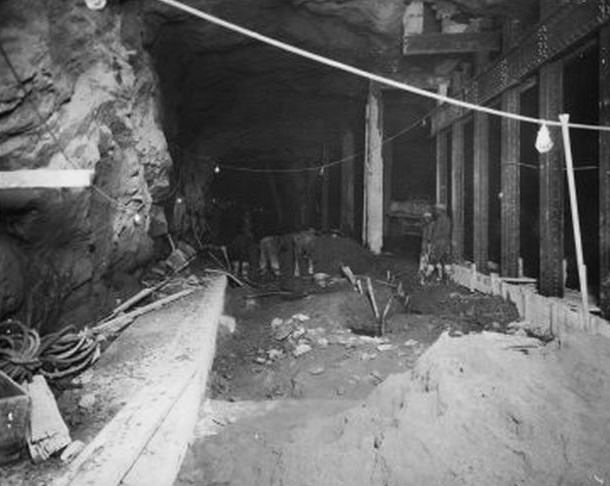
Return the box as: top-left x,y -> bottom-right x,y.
0,320 -> 100,383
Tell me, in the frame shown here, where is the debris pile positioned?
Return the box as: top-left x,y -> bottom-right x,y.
194,332 -> 610,485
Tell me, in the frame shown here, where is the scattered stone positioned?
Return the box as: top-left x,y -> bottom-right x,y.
78,393 -> 96,410
360,352 -> 377,361
254,356 -> 267,364
404,339 -> 418,347
359,335 -> 385,344
317,337 -> 329,348
376,344 -> 395,352
267,349 -> 283,360
292,313 -> 310,322
293,343 -> 312,357
491,321 -> 501,330
309,366 -> 325,375
291,326 -> 306,340
271,318 -> 283,328
514,329 -> 528,337
273,321 -> 295,341
218,315 -> 237,334
449,292 -> 461,299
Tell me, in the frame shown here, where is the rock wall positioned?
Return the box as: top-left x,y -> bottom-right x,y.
0,0 -> 172,326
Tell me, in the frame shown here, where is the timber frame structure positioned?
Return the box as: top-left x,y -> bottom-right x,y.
426,1 -> 610,316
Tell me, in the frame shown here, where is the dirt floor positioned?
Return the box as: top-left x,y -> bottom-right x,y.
174,236 -> 610,486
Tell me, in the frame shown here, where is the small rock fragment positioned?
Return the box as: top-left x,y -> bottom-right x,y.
376,344 -> 395,352
78,393 -> 96,410
271,318 -> 283,328
218,315 -> 237,334
317,337 -> 329,348
267,349 -> 283,360
309,366 -> 325,375
254,356 -> 267,364
293,343 -> 312,357
404,339 -> 418,347
292,313 -> 310,322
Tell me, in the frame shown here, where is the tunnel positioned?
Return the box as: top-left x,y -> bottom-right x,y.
3,1 -> 610,484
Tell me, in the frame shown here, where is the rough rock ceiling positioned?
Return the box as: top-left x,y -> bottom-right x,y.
142,0 -> 535,168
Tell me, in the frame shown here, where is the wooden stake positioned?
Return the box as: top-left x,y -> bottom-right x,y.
559,114 -> 590,320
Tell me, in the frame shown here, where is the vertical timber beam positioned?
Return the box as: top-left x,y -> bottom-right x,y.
538,61 -> 564,297
383,139 -> 394,240
321,144 -> 330,231
473,111 -> 490,270
451,121 -> 465,261
340,128 -> 355,237
436,131 -> 448,207
599,25 -> 610,317
500,88 -> 520,277
363,81 -> 384,254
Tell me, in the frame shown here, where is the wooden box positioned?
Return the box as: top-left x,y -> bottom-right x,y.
0,371 -> 30,464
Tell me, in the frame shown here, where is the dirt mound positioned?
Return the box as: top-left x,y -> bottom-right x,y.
195,332 -> 610,486
313,236 -> 375,275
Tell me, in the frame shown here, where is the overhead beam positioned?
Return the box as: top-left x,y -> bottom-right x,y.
403,31 -> 501,56
431,2 -> 610,134
0,169 -> 94,189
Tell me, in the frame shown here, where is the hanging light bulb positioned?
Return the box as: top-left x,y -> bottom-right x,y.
133,213 -> 143,225
214,164 -> 221,174
319,166 -> 325,176
535,124 -> 554,154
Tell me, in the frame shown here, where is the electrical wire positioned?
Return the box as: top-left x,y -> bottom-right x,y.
155,0 -> 610,133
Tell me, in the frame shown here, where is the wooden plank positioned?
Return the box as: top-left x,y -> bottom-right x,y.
473,111 -> 489,271
403,31 -> 501,56
430,2 -> 610,134
451,121 -> 465,261
538,61 -> 564,297
0,169 -> 93,189
599,24 -> 610,318
500,88 -> 520,277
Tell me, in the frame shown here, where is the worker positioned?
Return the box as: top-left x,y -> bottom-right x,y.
420,205 -> 452,284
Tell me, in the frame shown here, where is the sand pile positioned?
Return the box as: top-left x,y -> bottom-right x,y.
198,331 -> 610,486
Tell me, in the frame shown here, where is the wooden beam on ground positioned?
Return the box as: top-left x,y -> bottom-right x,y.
473,111 -> 490,271
500,88 -> 521,278
599,25 -> 610,318
451,121 -> 465,262
0,169 -> 93,189
403,31 -> 501,56
538,61 -> 564,297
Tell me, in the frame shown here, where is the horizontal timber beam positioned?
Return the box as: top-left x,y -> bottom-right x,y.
0,169 -> 93,189
431,2 -> 610,134
403,31 -> 501,56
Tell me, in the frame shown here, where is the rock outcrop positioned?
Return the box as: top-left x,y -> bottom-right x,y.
0,0 -> 171,326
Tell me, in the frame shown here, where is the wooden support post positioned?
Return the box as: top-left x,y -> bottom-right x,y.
321,144 -> 330,231
599,25 -> 610,317
340,128 -> 355,237
473,111 -> 489,271
383,137 -> 394,240
500,88 -> 520,277
363,81 -> 384,254
451,121 -> 465,261
436,131 -> 448,207
538,61 -> 564,297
